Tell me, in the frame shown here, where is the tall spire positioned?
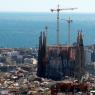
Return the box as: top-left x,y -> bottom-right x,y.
37,31 -> 47,78
45,26 -> 48,47
37,32 -> 43,77
42,31 -> 46,57
77,30 -> 83,47
75,30 -> 85,80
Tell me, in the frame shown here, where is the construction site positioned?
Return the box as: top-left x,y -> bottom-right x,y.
36,5 -> 91,95
37,5 -> 85,81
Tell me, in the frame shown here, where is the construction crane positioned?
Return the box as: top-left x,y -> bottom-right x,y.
66,17 -> 73,46
51,5 -> 77,45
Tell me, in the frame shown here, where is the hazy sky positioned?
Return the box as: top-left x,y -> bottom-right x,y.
0,0 -> 95,13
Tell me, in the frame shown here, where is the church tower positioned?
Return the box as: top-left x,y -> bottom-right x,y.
37,32 -> 47,77
75,31 -> 85,80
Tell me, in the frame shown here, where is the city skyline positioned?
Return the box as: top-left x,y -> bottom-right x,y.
0,0 -> 95,13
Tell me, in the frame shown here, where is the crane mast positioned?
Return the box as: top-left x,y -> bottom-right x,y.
66,17 -> 73,46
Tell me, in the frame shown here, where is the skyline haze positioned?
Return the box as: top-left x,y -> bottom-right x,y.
0,0 -> 94,13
